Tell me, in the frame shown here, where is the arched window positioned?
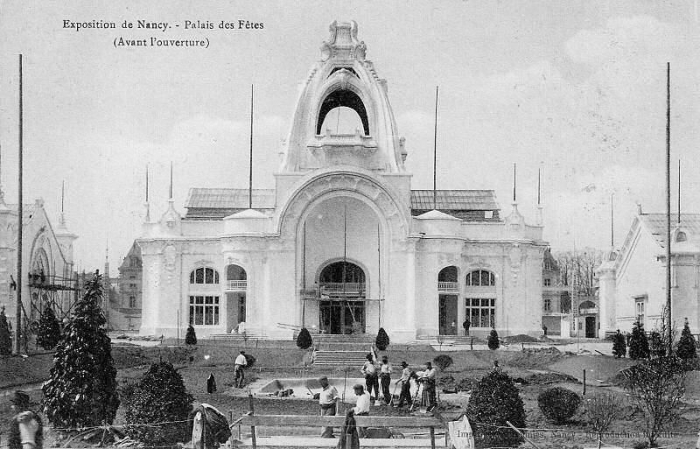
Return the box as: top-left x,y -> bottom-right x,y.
226,265 -> 247,281
438,266 -> 458,283
189,267 -> 219,285
465,269 -> 496,328
466,269 -> 495,287
316,89 -> 370,135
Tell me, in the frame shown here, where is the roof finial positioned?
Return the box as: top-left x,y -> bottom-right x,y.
610,192 -> 614,248
144,164 -> 150,222
58,180 -> 66,227
536,167 -> 543,226
512,163 -> 517,203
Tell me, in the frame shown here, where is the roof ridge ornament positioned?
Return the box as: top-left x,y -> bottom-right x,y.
320,20 -> 367,62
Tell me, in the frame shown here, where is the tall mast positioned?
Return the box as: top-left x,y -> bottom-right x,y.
15,54 -> 23,354
513,163 -> 517,202
0,142 -> 4,205
665,62 -> 672,355
249,84 -> 254,210
433,86 -> 439,210
169,161 -> 173,200
678,159 -> 681,224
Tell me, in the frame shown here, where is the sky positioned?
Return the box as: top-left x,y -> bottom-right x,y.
0,0 -> 699,270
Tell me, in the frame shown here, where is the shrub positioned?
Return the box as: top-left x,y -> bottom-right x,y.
122,361 -> 194,445
185,324 -> 197,345
488,329 -> 500,350
676,319 -> 697,360
296,327 -> 312,349
466,370 -> 525,448
0,307 -> 11,356
612,330 -> 626,358
37,307 -> 61,350
537,387 -> 581,423
42,274 -> 119,429
375,327 -> 390,351
585,393 -> 622,449
244,353 -> 256,368
621,356 -> 687,448
433,354 -> 453,371
629,321 -> 650,360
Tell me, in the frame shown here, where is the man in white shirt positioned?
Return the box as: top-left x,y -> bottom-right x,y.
318,376 -> 339,438
352,384 -> 370,438
360,353 -> 379,401
234,351 -> 247,388
378,355 -> 393,404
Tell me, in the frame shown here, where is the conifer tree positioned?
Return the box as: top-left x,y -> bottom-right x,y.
296,327 -> 312,349
42,273 -> 119,429
375,327 -> 390,351
185,324 -> 197,345
467,369 -> 525,447
677,319 -> 697,360
649,330 -> 665,358
488,329 -> 500,350
122,361 -> 193,445
612,330 -> 626,358
628,321 -> 650,360
37,306 -> 61,350
0,307 -> 11,356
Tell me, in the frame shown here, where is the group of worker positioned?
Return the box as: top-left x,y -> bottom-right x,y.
318,353 -> 437,438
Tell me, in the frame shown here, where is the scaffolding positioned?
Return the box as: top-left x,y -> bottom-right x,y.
25,270 -> 80,330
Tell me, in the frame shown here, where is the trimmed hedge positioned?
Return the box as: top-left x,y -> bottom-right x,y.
538,387 -> 581,423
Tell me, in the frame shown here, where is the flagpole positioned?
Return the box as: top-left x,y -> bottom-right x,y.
665,62 -> 672,355
249,84 -> 254,210
433,86 -> 439,210
15,54 -> 23,355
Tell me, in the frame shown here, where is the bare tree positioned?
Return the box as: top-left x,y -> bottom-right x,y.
585,393 -> 622,449
554,249 -> 604,296
620,356 -> 687,447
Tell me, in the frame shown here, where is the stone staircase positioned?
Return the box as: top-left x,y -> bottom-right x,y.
313,350 -> 371,367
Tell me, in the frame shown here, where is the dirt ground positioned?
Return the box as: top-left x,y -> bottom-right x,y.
2,342 -> 700,448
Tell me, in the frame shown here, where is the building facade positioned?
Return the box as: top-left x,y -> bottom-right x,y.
541,248 -> 571,336
138,21 -> 547,342
0,196 -> 77,340
598,212 -> 700,336
107,242 -> 143,331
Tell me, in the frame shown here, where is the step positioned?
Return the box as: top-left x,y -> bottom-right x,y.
233,436 -> 442,448
313,350 -> 370,366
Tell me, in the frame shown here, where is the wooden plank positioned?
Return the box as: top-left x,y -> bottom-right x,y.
238,414 -> 443,428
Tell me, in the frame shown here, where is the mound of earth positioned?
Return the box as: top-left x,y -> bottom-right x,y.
526,371 -> 580,385
503,334 -> 540,343
507,347 -> 565,368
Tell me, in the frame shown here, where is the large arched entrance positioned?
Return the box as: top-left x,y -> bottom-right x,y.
319,261 -> 366,334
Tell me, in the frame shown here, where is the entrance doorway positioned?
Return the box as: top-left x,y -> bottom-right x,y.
585,316 -> 596,338
439,295 -> 458,335
226,264 -> 247,332
318,261 -> 366,334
